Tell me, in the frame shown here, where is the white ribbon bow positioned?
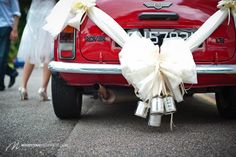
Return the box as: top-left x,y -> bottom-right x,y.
44,0 -> 128,47
43,0 -> 95,38
218,0 -> 236,11
119,33 -> 197,102
68,0 -> 96,28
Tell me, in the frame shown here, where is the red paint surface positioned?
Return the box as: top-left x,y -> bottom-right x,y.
54,0 -> 236,88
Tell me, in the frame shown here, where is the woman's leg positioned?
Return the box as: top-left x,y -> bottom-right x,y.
38,63 -> 51,101
19,60 -> 34,100
21,60 -> 34,89
41,62 -> 51,91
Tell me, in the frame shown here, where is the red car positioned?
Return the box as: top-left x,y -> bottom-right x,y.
49,0 -> 236,119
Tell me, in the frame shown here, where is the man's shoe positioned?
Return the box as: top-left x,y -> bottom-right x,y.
8,71 -> 19,88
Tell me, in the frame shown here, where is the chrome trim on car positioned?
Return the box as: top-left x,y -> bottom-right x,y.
49,61 -> 236,74
49,61 -> 121,74
196,65 -> 236,74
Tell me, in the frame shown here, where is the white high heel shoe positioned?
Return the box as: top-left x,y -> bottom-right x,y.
38,88 -> 50,101
18,87 -> 28,100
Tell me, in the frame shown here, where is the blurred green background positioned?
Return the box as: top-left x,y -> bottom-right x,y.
9,1 -> 31,68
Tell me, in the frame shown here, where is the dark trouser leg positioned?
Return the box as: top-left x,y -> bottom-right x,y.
0,27 -> 12,91
6,64 -> 18,77
6,65 -> 14,76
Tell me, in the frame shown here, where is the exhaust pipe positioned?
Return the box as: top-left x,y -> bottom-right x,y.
94,84 -> 138,104
95,84 -> 116,104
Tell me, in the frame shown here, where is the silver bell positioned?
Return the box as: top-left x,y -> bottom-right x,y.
135,101 -> 149,118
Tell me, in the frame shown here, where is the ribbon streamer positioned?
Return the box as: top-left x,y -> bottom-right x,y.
43,0 -> 128,47
186,10 -> 227,51
187,0 -> 235,51
88,7 -> 128,47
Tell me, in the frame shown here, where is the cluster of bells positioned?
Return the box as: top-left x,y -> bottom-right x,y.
135,95 -> 176,127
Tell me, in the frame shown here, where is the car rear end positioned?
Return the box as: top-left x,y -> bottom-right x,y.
49,0 -> 236,118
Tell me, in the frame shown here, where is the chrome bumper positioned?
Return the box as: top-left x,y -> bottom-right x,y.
49,61 -> 236,74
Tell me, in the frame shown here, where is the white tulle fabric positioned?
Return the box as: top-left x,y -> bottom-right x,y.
43,0 -> 93,38
17,0 -> 55,64
119,34 -> 197,102
43,0 -> 235,102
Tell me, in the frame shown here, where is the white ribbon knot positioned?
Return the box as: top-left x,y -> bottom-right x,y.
217,0 -> 236,24
69,0 -> 96,28
218,0 -> 236,11
43,0 -> 96,38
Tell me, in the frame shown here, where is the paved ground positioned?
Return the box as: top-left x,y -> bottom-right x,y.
0,68 -> 236,157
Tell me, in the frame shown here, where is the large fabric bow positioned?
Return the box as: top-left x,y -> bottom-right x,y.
43,0 -> 95,38
119,33 -> 197,102
69,0 -> 96,28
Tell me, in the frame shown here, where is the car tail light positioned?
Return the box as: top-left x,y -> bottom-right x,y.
58,27 -> 76,60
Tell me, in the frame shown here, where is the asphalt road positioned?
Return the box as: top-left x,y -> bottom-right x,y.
0,68 -> 236,157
